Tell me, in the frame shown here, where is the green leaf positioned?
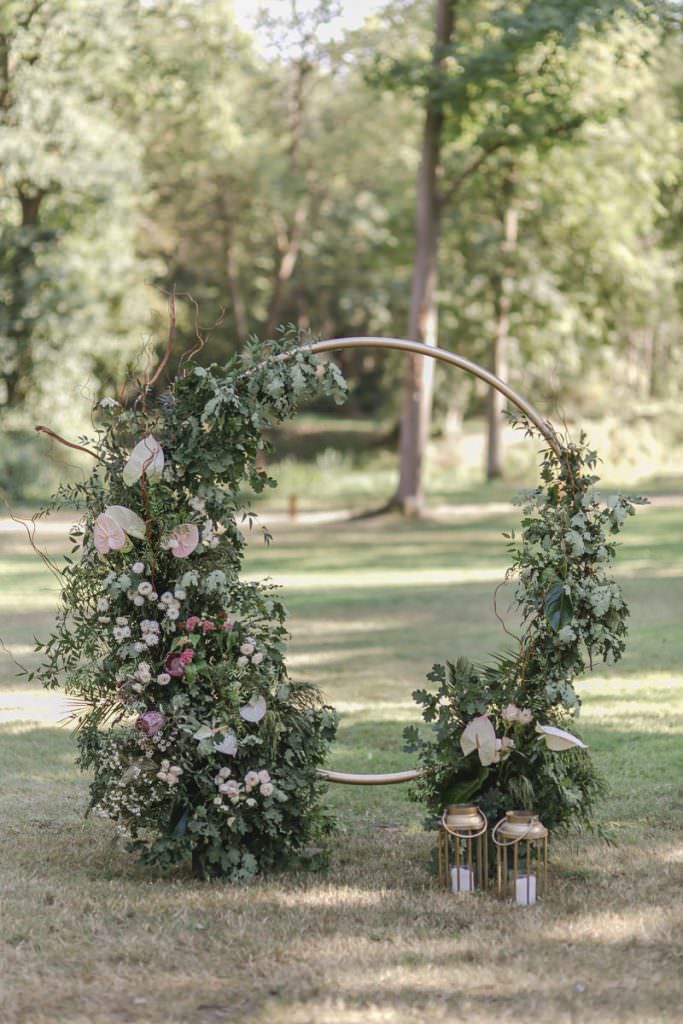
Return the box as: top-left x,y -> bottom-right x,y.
545,580 -> 574,631
444,766 -> 489,805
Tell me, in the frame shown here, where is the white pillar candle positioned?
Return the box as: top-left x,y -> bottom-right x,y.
450,866 -> 474,893
515,873 -> 536,905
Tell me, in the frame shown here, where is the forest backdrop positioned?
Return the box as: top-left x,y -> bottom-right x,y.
1,0 -> 681,505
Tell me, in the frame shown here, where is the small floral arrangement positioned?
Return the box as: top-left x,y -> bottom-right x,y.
405,420 -> 646,835
36,328 -> 346,880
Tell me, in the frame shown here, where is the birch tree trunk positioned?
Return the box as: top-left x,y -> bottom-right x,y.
395,0 -> 455,515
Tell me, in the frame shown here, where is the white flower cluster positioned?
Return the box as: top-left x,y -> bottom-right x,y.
113,617 -> 132,642
140,619 -> 160,647
236,638 -> 264,668
132,661 -> 152,691
213,767 -> 275,812
157,590 -> 181,621
156,760 -> 182,786
200,518 -> 221,549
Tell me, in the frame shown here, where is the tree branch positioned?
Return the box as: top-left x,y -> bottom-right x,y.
146,288 -> 176,390
35,425 -> 101,461
439,114 -> 585,210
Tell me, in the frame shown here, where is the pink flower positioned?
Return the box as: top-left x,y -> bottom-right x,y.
162,524 -> 199,558
179,648 -> 194,665
93,513 -> 127,555
185,616 -> 201,632
163,652 -> 186,678
201,620 -> 216,633
136,710 -> 165,737
222,620 -> 234,632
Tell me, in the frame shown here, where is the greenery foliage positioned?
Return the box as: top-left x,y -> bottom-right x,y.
35,332 -> 347,880
404,419 -> 646,834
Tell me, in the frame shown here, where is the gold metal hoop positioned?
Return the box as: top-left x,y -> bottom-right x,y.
291,337 -> 559,785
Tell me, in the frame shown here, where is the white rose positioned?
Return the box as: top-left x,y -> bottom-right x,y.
257,769 -> 271,784
174,588 -> 186,600
259,782 -> 273,797
251,652 -> 264,666
116,617 -> 129,626
96,598 -> 109,612
240,643 -> 255,656
138,582 -> 153,597
132,595 -> 145,607
132,562 -> 145,574
156,673 -> 171,686
236,656 -> 249,668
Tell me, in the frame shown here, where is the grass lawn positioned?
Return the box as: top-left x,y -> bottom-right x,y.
1,491 -> 682,1023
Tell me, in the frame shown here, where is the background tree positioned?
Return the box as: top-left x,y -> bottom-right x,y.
371,0 -> 671,510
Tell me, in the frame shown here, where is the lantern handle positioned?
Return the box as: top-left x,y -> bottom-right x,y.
491,817 -> 538,847
440,809 -> 488,840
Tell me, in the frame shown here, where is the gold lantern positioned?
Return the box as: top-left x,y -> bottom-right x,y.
493,810 -> 548,904
437,803 -> 488,893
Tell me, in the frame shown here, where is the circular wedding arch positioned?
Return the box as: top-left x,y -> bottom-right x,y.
284,337 -> 562,787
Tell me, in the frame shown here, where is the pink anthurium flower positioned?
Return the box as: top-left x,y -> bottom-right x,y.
162,524 -> 199,558
93,513 -> 127,555
122,435 -> 164,486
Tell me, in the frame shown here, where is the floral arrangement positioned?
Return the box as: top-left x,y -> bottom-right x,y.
404,420 -> 646,834
36,329 -> 346,880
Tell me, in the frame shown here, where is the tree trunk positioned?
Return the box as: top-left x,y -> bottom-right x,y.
4,186 -> 45,406
265,50 -> 310,338
226,235 -> 248,341
486,175 -> 518,481
265,201 -> 308,338
395,0 -> 455,516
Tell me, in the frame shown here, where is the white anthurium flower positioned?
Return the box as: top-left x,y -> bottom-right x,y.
537,724 -> 588,751
460,714 -> 498,766
240,696 -> 267,724
215,732 -> 238,756
105,505 -> 146,540
122,435 -> 164,486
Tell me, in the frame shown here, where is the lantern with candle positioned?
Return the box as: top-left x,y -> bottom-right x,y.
493,810 -> 548,905
438,803 -> 488,893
